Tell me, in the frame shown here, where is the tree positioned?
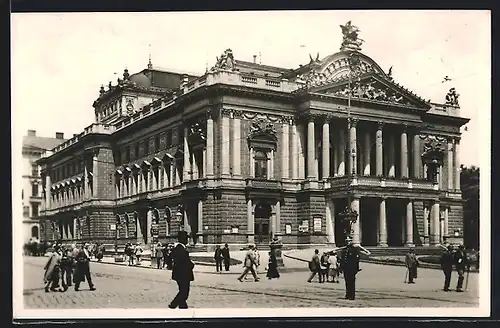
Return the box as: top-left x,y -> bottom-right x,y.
460,165 -> 480,250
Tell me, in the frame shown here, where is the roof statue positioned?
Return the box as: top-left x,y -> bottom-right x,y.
387,66 -> 394,80
212,48 -> 236,71
309,52 -> 321,64
340,21 -> 364,51
445,87 -> 460,107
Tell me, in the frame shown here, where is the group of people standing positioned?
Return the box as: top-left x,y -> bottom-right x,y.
440,244 -> 470,292
213,244 -> 232,272
43,242 -> 95,292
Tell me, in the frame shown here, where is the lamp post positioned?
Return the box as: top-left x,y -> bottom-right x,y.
347,52 -> 361,177
175,204 -> 184,230
338,194 -> 359,242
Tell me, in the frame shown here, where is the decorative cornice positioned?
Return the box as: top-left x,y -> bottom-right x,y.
221,108 -> 233,117
233,110 -> 244,119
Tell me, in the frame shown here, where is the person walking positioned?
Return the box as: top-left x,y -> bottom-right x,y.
60,246 -> 74,291
221,243 -> 231,271
341,236 -> 372,300
237,244 -> 259,282
134,242 -> 143,266
440,244 -> 455,292
266,251 -> 280,280
214,245 -> 223,273
307,249 -> 322,283
155,242 -> 164,269
254,248 -> 261,275
405,247 -> 419,284
74,243 -> 96,292
43,245 -> 63,292
168,231 -> 195,309
327,251 -> 339,283
454,244 -> 469,292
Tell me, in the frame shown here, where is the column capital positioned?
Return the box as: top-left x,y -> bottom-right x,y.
220,108 -> 232,118
232,110 -> 243,118
348,117 -> 358,127
377,121 -> 385,129
453,137 -> 461,145
401,124 -> 409,133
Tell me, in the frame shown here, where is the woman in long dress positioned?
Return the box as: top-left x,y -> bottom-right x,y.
266,251 -> 280,279
43,245 -> 63,292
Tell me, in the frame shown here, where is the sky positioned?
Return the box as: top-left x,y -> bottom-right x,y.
11,10 -> 490,167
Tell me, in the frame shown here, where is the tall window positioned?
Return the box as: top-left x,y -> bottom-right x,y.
31,164 -> 38,177
31,203 -> 39,217
31,183 -> 39,197
155,136 -> 160,151
166,130 -> 173,147
254,150 -> 269,179
135,144 -> 140,159
125,147 -> 131,163
23,206 -> 29,216
144,140 -> 149,155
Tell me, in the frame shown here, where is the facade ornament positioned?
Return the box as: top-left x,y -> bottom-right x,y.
188,122 -> 207,143
309,53 -> 321,64
99,85 -> 105,96
232,110 -> 244,118
248,118 -> 277,139
205,108 -> 213,120
340,21 -> 364,51
221,108 -> 233,117
123,68 -> 130,81
125,98 -> 134,115
387,66 -> 393,80
212,48 -> 236,71
421,138 -> 446,183
445,87 -> 460,107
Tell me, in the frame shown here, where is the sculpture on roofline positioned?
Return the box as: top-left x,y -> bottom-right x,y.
445,87 -> 460,106
340,21 -> 364,51
212,48 -> 236,71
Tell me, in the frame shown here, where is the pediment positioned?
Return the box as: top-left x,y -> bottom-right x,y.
311,74 -> 431,109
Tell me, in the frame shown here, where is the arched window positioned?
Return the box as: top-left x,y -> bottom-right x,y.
254,150 -> 269,179
31,226 -> 39,238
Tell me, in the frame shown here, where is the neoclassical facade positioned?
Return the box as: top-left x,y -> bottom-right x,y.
38,39 -> 469,249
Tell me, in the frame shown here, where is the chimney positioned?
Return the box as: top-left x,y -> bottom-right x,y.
27,130 -> 36,137
253,55 -> 257,64
55,132 -> 64,139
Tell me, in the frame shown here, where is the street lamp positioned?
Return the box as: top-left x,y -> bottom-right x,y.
175,204 -> 184,229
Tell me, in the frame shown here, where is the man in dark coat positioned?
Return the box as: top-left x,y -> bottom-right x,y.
74,243 -> 96,292
405,247 -> 419,284
221,243 -> 231,271
214,245 -> 223,273
440,244 -> 455,292
454,244 -> 469,292
168,231 -> 195,309
342,237 -> 361,300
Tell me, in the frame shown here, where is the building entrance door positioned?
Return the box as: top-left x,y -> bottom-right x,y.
254,202 -> 272,244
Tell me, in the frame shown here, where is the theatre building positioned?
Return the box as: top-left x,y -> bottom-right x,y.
37,35 -> 469,250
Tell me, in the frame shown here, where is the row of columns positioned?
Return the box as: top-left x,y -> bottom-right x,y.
220,110 -> 242,178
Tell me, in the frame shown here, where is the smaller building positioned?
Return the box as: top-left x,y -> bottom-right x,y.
22,130 -> 66,243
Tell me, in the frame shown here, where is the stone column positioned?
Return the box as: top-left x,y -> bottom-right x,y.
115,176 -> 120,198
275,199 -> 281,235
325,199 -> 335,245
364,131 -> 371,176
197,200 -> 203,244
291,120 -> 299,180
454,139 -> 461,190
378,197 -> 388,247
92,152 -> 98,197
281,119 -> 290,180
447,140 -> 453,190
232,113 -> 241,176
413,133 -> 421,179
249,147 -> 255,178
401,127 -> 409,178
170,163 -> 176,187
376,122 -> 383,176
183,209 -> 190,234
247,199 -> 254,243
388,134 -> 395,177
120,176 -> 125,198
348,119 -> 358,175
337,128 -> 346,176
270,149 -> 275,179
298,123 -> 306,179
430,201 -> 440,245
146,209 -> 152,244
351,196 -> 361,245
141,171 -> 147,192
423,205 -> 429,246
136,213 -> 143,242
206,112 -> 214,177
46,172 -> 52,209
147,169 -> 153,191
322,119 -> 330,180
183,127 -> 191,181
192,153 -> 199,180
221,110 -> 231,177
307,117 -> 317,180
84,166 -> 89,199
405,200 -> 414,246
444,206 -> 449,239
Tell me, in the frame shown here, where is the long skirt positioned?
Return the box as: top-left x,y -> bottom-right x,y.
266,265 -> 280,279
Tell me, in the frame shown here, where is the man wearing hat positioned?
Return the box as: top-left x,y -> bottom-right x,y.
440,244 -> 455,292
405,246 -> 419,284
74,243 -> 96,292
169,231 -> 195,309
237,244 -> 259,282
453,244 -> 469,292
341,236 -> 361,300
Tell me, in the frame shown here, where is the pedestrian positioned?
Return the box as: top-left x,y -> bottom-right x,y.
43,245 -> 63,292
60,246 -> 74,291
266,251 -> 280,280
254,247 -> 261,275
328,251 -> 339,283
405,246 -> 419,284
440,244 -> 455,292
96,243 -> 104,262
164,244 -> 173,270
135,242 -> 143,265
222,243 -> 231,271
74,243 -> 96,292
237,244 -> 259,282
155,242 -> 164,269
320,252 -> 329,283
168,231 -> 195,309
454,244 -> 469,292
214,245 -> 223,273
307,249 -> 322,283
341,236 -> 371,300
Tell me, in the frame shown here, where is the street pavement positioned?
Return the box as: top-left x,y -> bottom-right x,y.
23,255 -> 479,309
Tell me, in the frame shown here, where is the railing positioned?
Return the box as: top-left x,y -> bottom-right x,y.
327,175 -> 436,191
428,102 -> 461,117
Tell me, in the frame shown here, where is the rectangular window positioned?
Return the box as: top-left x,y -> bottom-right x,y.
155,136 -> 160,152
31,164 -> 38,177
135,144 -> 140,159
23,206 -> 29,217
31,184 -> 39,197
144,139 -> 149,155
126,146 -> 131,163
166,130 -> 173,147
31,203 -> 39,217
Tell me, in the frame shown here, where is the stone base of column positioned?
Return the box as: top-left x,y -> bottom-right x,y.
377,242 -> 388,247
405,242 -> 414,247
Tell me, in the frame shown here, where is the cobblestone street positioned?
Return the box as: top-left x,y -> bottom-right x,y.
22,256 -> 479,309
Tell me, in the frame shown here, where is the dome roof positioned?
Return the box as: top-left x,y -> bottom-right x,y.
129,72 -> 152,88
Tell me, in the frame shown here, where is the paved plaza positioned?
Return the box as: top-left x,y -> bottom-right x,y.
22,255 -> 479,309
